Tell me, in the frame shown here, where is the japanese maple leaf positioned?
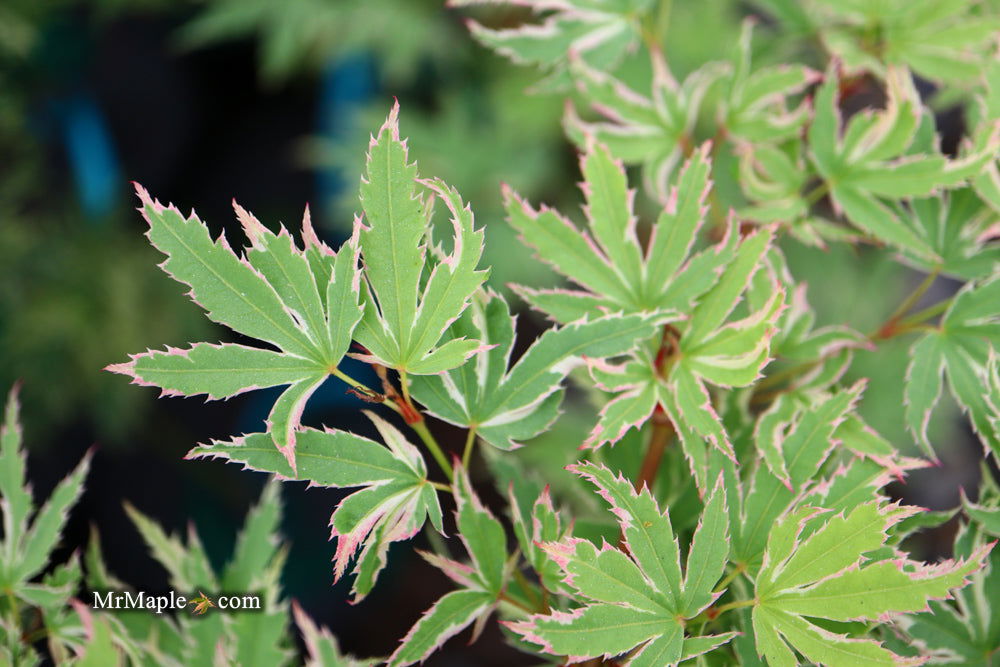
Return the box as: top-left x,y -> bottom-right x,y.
509,463 -> 736,665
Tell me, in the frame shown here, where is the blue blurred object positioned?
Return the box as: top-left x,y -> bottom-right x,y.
61,92 -> 121,220
316,52 -> 377,218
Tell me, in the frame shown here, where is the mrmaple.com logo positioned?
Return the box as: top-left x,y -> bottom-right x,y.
91,590 -> 261,614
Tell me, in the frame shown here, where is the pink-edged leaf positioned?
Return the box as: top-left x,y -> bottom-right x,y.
106,343 -> 323,401
187,420 -> 438,601
752,499 -> 993,666
513,464 -> 735,664
266,374 -> 326,473
388,589 -> 494,666
132,184 -> 319,359
453,463 -> 508,595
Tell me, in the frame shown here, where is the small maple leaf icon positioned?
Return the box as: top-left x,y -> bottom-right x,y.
189,591 -> 216,615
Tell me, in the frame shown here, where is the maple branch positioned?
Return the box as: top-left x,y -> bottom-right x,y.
635,413 -> 674,492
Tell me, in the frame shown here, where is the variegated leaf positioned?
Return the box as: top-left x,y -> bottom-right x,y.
752,501 -> 990,666
509,464 -> 733,664
355,104 -> 488,374
108,184 -> 365,471
410,290 -> 666,450
389,464 -> 505,666
187,413 -> 442,602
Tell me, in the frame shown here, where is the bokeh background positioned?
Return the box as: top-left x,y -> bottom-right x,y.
0,0 -> 992,663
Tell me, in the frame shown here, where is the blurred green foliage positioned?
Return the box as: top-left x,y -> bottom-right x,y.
0,216 -> 209,443
178,0 -> 457,85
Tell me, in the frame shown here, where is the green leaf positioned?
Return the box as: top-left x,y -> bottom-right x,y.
904,333 -> 946,458
585,374 -> 659,449
0,391 -> 89,614
752,501 -> 990,666
681,475 -> 730,616
222,481 -> 283,591
15,452 -> 90,582
964,499 -> 1000,539
738,144 -> 809,226
388,589 -> 494,666
504,185 -> 632,307
721,20 -> 818,143
817,0 -> 1000,82
580,140 -> 644,290
125,504 -> 217,591
355,104 -> 487,373
644,145 -> 713,295
683,288 -> 785,388
389,464 -> 505,665
187,414 -> 440,601
236,202 -> 329,351
357,104 -> 428,354
900,188 -> 1000,280
0,386 -> 31,558
685,226 -> 774,342
509,485 -> 567,592
293,602 -> 371,667
736,382 -> 867,568
809,67 -> 990,257
132,185 -> 320,359
670,364 -> 736,468
77,615 -> 124,667
900,515 -> 1000,665
904,276 -> 1000,458
111,183 -> 367,470
230,610 -> 291,667
453,464 -> 508,595
411,290 -> 664,450
510,464 -> 735,663
111,343 -> 324,401
833,414 -> 896,459
324,228 -> 365,365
